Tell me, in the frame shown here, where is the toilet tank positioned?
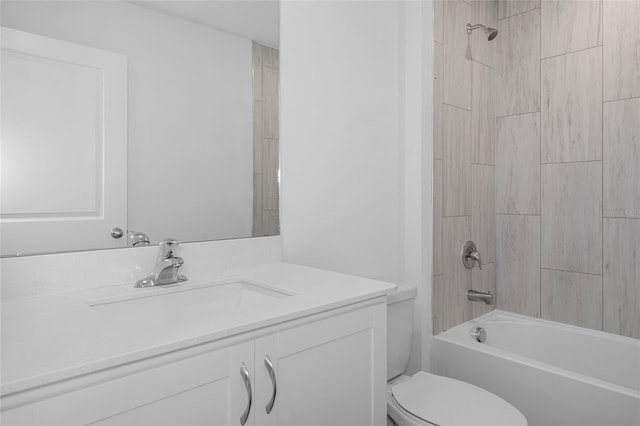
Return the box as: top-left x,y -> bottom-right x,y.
387,287 -> 416,380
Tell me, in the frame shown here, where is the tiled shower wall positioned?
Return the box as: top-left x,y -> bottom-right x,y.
495,0 -> 639,338
252,42 -> 280,237
433,0 -> 498,334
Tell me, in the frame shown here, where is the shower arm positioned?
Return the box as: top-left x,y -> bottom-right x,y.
466,23 -> 488,34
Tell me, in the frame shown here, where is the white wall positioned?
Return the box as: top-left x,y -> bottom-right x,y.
1,0 -> 253,244
280,0 -> 434,372
280,0 -> 402,282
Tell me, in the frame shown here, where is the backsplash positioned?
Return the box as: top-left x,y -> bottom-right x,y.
1,237 -> 282,300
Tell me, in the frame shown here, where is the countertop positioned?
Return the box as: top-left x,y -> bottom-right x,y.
1,262 -> 395,397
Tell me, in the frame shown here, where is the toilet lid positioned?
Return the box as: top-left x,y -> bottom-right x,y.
391,372 -> 527,426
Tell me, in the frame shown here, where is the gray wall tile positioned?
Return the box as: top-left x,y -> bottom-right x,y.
434,42 -> 444,160
497,9 -> 540,116
603,219 -> 640,338
541,47 -> 602,163
541,162 -> 602,274
471,164 -> 495,264
253,173 -> 263,236
470,0 -> 497,69
603,97 -> 640,219
498,0 -> 539,20
253,101 -> 263,174
444,0 -> 472,110
443,216 -> 473,329
262,66 -> 279,139
443,104 -> 471,216
432,275 -> 446,334
434,160 -> 443,276
471,61 -> 495,165
262,45 -> 279,69
472,262 -> 496,318
252,43 -> 263,101
540,0 -> 602,58
496,112 -> 540,214
541,269 -> 603,330
603,0 -> 640,101
434,0 -> 444,44
262,139 -> 279,211
496,214 -> 541,317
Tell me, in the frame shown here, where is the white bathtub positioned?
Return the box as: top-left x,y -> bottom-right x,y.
431,310 -> 640,426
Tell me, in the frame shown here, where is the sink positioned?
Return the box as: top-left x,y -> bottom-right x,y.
88,279 -> 292,325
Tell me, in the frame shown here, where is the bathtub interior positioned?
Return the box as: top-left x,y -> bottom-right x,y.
438,310 -> 640,392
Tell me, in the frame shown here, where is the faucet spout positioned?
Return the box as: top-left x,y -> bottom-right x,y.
135,239 -> 187,288
467,289 -> 493,305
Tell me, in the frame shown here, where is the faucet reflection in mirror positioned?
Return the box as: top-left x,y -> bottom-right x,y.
135,239 -> 187,288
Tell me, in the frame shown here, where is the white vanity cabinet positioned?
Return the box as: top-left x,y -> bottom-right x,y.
30,341 -> 255,426
2,301 -> 386,426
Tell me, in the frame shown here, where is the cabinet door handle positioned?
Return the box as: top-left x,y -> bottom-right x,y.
264,355 -> 277,414
240,363 -> 252,425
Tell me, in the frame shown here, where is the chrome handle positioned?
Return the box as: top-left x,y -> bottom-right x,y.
110,227 -> 124,239
264,355 -> 277,414
240,363 -> 252,426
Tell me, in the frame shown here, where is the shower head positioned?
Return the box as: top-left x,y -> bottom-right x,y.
466,23 -> 499,41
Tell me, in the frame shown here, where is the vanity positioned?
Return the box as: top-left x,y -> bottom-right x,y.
1,248 -> 395,425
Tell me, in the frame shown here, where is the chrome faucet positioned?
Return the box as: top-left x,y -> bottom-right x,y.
467,289 -> 493,305
135,239 -> 187,288
462,240 -> 482,270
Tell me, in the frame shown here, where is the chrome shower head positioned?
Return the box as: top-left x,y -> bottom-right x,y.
466,23 -> 499,41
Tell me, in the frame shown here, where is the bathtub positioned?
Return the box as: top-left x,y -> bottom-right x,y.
431,310 -> 640,426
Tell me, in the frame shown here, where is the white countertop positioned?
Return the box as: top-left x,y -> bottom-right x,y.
1,262 -> 395,396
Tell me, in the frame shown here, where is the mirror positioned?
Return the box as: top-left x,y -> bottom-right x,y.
0,0 -> 280,256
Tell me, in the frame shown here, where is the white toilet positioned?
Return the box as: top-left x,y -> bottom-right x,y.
386,288 -> 527,426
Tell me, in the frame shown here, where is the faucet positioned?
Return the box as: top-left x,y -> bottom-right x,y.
467,289 -> 493,305
135,239 -> 187,288
461,240 -> 482,270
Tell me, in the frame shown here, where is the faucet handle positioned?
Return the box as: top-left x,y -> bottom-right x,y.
461,241 -> 482,270
158,238 -> 180,258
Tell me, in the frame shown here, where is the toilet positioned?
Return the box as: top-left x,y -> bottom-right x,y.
386,288 -> 527,426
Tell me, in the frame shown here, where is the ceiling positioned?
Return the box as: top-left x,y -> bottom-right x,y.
127,0 -> 279,47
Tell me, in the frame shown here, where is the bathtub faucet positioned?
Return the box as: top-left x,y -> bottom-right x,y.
467,289 -> 493,305
461,240 -> 482,270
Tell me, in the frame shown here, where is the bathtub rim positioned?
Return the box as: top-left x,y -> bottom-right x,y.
431,310 -> 640,399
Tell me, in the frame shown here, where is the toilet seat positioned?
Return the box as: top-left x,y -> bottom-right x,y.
389,372 -> 527,426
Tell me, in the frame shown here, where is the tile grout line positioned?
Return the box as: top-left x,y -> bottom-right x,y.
541,267 -> 603,278
601,30 -> 605,330
497,109 -> 541,120
603,95 -> 640,104
540,44 -> 602,62
497,6 -> 539,23
539,5 -> 543,319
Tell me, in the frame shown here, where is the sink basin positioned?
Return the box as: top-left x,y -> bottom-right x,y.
88,279 -> 292,325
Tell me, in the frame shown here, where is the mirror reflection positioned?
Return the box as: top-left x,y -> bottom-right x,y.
0,0 -> 280,257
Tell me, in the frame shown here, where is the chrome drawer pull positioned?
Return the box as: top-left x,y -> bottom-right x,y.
264,355 -> 277,414
240,363 -> 252,425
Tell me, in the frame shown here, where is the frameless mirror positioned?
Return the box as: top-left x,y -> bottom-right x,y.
0,0 -> 280,256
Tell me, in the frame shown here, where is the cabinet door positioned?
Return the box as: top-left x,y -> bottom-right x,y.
255,304 -> 387,426
0,405 -> 32,426
32,341 -> 255,426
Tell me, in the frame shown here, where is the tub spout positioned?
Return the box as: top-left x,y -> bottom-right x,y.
467,289 -> 493,305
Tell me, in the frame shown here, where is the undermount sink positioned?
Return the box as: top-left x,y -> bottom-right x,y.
87,279 -> 292,324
